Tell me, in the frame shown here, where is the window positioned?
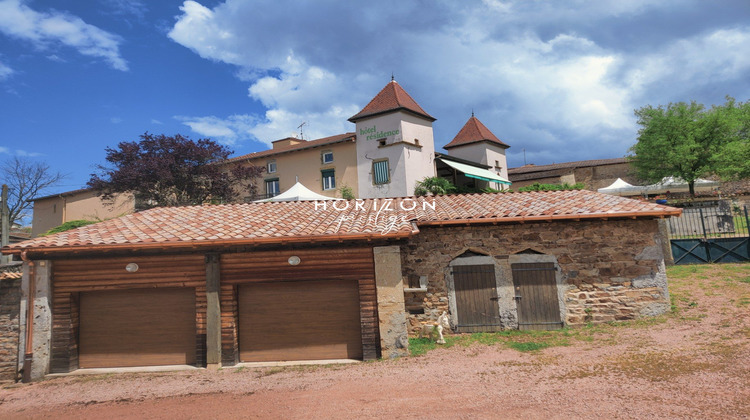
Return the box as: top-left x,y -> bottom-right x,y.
322,169 -> 335,190
265,179 -> 280,197
372,160 -> 390,185
322,151 -> 334,164
267,161 -> 276,173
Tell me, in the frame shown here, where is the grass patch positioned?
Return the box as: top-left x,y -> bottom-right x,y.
507,341 -> 550,352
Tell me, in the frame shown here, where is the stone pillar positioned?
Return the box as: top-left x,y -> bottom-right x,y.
657,219 -> 674,266
19,260 -> 52,381
205,254 -> 221,367
373,246 -> 409,358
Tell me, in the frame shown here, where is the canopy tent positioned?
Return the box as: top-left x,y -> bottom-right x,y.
598,177 -> 720,196
645,176 -> 720,194
254,182 -> 341,202
597,178 -> 644,196
437,158 -> 511,185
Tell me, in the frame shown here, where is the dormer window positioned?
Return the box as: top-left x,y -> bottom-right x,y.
322,151 -> 334,164
267,161 -> 276,173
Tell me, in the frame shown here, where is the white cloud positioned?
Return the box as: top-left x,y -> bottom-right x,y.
110,117 -> 123,124
14,149 -> 42,157
101,0 -> 147,19
174,115 -> 257,145
150,119 -> 163,124
0,60 -> 12,79
0,0 -> 128,71
0,146 -> 9,154
168,0 -> 750,164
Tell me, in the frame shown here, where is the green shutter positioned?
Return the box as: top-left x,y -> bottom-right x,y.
373,160 -> 389,184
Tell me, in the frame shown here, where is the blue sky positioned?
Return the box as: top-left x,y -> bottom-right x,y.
1,0 -> 750,195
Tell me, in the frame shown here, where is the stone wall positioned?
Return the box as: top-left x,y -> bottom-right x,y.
0,265 -> 22,382
401,218 -> 669,334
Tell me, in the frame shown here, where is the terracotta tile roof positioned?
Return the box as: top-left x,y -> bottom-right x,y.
348,81 -> 436,123
508,158 -> 630,175
2,190 -> 680,255
226,133 -> 355,163
444,115 -> 509,150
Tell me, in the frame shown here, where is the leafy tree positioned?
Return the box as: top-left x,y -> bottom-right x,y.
414,177 -> 456,196
1,156 -> 64,226
88,133 -> 263,208
629,100 -> 733,196
713,98 -> 750,180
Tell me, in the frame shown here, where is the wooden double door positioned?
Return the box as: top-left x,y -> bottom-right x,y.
453,262 -> 562,332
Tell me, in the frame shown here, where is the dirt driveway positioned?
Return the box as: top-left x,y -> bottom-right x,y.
1,264 -> 748,419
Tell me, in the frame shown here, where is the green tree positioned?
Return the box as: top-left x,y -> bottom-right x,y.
629,100 -> 732,196
713,98 -> 750,180
414,177 -> 456,196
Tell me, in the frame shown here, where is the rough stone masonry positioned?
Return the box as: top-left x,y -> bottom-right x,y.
401,218 -> 670,333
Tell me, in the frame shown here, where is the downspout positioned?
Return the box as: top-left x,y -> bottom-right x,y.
21,251 -> 34,383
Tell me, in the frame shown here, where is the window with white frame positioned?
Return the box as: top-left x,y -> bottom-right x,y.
265,178 -> 280,196
322,169 -> 335,190
267,161 -> 276,173
372,159 -> 390,185
322,151 -> 334,164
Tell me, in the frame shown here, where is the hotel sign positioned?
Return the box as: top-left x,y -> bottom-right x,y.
359,125 -> 400,141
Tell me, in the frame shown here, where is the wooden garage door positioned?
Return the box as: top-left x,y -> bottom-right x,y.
79,288 -> 196,368
239,280 -> 363,362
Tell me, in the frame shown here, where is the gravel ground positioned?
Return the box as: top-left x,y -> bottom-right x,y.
1,264 -> 748,419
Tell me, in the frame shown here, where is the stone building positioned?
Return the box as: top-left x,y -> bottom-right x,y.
2,190 -> 680,381
0,263 -> 22,382
508,158 -> 635,191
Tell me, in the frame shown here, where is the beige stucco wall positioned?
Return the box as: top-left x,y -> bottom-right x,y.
355,111 -> 435,198
236,140 -> 359,199
31,191 -> 135,237
445,141 -> 509,181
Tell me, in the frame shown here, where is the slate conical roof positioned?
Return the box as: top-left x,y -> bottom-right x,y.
348,80 -> 436,123
444,115 -> 510,150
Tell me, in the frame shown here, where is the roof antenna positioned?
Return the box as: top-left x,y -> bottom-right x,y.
297,121 -> 307,140
471,109 -> 475,118
391,73 -> 395,82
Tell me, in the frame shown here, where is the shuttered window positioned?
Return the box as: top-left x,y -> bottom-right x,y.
266,179 -> 280,196
322,169 -> 335,190
373,160 -> 390,185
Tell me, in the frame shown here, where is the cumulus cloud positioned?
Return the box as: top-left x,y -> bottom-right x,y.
168,0 -> 750,165
174,115 -> 257,145
0,0 -> 128,71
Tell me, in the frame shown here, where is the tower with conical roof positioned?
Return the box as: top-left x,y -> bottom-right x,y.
444,114 -> 510,182
349,80 -> 436,198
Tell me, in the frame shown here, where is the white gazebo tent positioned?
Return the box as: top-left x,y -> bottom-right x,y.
643,176 -> 720,195
254,181 -> 342,202
597,178 -> 644,196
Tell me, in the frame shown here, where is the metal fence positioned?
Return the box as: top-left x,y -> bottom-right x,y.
667,201 -> 749,264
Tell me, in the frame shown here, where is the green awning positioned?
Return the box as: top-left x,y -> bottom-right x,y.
438,158 -> 512,185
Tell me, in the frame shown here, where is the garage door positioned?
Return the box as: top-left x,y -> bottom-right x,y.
79,288 -> 196,368
239,279 -> 363,362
